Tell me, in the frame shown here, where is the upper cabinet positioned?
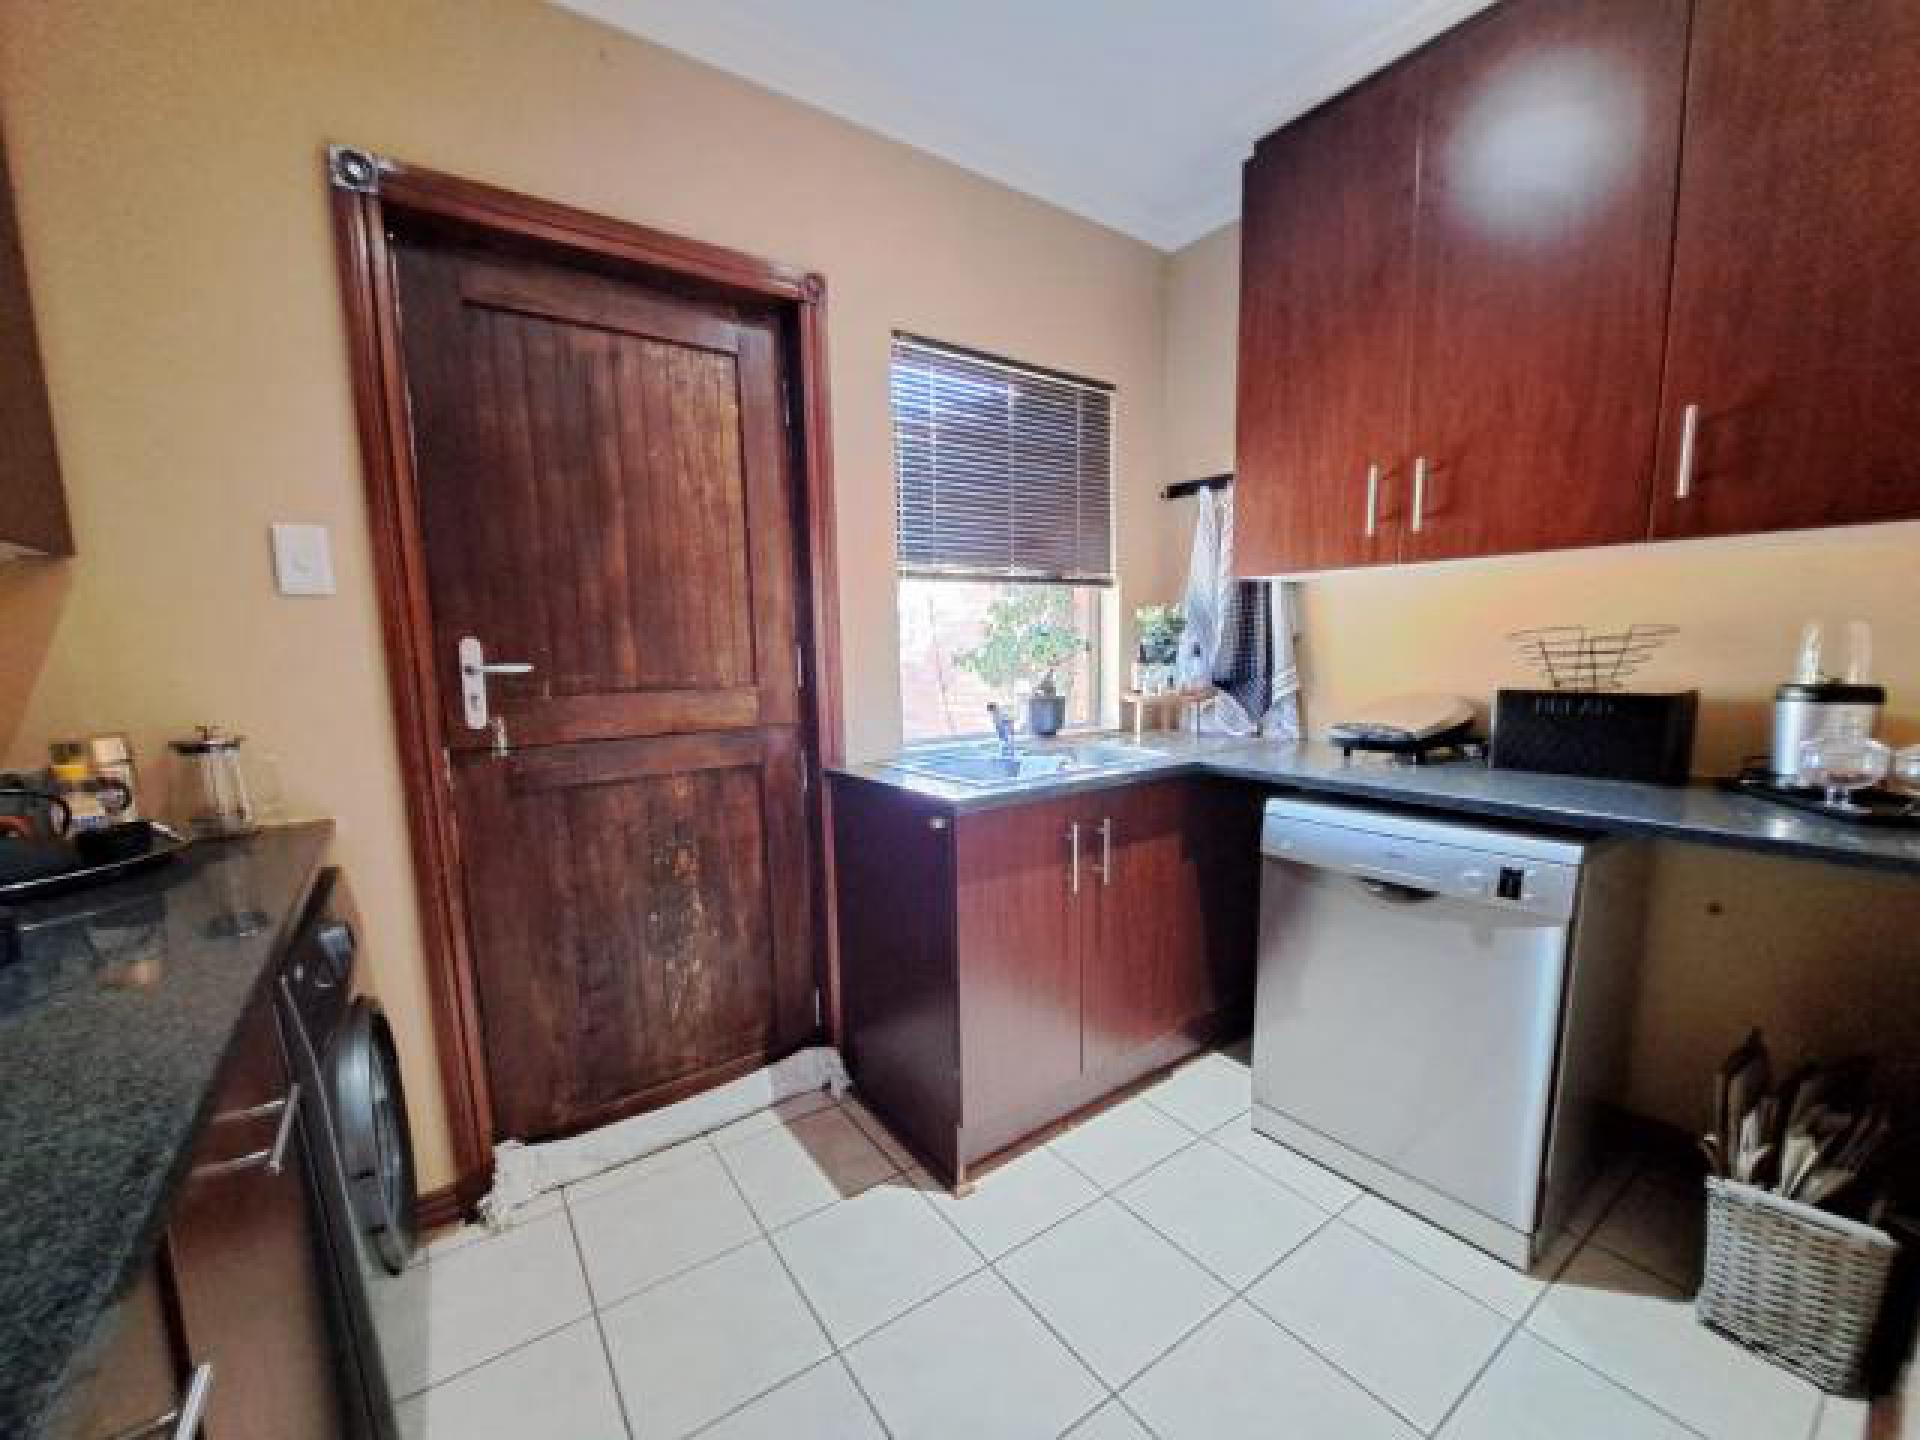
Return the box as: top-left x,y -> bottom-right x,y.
1237,0 -> 1920,574
1236,64 -> 1418,575
1650,0 -> 1920,539
0,123 -> 71,559
1401,0 -> 1688,562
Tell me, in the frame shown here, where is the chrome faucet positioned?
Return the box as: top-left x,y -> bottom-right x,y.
986,703 -> 1018,758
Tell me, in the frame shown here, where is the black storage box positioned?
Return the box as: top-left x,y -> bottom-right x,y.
1491,689 -> 1698,786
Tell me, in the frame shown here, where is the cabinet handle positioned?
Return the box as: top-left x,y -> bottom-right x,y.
1068,822 -> 1081,895
1096,818 -> 1114,887
1363,463 -> 1380,539
1411,456 -> 1429,534
927,816 -> 949,831
1674,402 -> 1700,500
113,1361 -> 214,1440
191,1085 -> 300,1180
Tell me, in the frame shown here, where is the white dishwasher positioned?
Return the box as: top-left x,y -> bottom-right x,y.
1252,794 -> 1642,1269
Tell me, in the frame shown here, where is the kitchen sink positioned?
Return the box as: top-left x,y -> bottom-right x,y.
887,740 -> 1160,788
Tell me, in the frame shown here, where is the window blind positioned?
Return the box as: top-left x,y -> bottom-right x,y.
891,334 -> 1114,585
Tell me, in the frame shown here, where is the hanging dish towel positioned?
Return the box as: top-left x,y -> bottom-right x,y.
1177,487 -> 1302,739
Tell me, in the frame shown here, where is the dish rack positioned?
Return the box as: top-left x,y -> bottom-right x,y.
1507,624 -> 1678,691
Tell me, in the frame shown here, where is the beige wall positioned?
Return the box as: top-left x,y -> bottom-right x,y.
0,0 -> 1179,1190
1164,220 -> 1920,1129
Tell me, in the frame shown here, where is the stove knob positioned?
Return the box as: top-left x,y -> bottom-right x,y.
312,919 -> 355,989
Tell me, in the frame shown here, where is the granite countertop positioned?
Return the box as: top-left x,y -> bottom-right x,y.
0,821 -> 334,1439
832,736 -> 1920,875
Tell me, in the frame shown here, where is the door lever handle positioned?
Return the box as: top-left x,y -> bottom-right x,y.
457,637 -> 536,730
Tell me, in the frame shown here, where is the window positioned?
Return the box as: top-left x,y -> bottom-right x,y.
891,334 -> 1114,743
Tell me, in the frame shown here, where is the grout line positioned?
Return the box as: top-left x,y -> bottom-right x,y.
561,1192 -> 640,1440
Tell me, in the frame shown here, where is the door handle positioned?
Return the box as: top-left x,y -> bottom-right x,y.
457,637 -> 536,730
1363,463 -> 1380,539
192,1085 -> 300,1180
1096,817 -> 1114,887
118,1361 -> 213,1440
1068,822 -> 1081,895
1411,456 -> 1429,534
1674,402 -> 1701,500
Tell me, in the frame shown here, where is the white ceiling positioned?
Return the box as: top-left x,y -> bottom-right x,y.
554,0 -> 1497,251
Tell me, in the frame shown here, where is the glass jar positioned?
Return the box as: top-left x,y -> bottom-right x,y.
168,726 -> 257,838
1796,716 -> 1890,811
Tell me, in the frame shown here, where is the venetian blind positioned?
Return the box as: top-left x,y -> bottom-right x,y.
891,334 -> 1114,585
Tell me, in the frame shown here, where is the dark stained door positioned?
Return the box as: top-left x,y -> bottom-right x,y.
1235,62 -> 1420,575
1650,0 -> 1920,540
954,795 -> 1085,1127
394,242 -> 815,1142
1402,0 -> 1688,561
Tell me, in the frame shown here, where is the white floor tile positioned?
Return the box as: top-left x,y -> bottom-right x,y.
718,1106 -> 899,1229
846,1270 -> 1105,1440
1143,1052 -> 1253,1133
562,1134 -> 718,1205
1248,1222 -> 1511,1432
1439,1330 -> 1694,1440
414,1189 -> 564,1266
695,1358 -> 886,1440
600,1240 -> 830,1440
708,1090 -> 838,1149
919,1145 -> 1100,1259
1049,1097 -> 1193,1190
378,1210 -> 592,1397
773,1174 -> 981,1344
1118,1140 -> 1327,1288
840,1095 -> 920,1171
1564,1152 -> 1639,1238
998,1198 -> 1229,1386
569,1150 -> 760,1307
1065,1400 -> 1155,1439
1527,1244 -> 1821,1440
1124,1301 -> 1418,1440
395,1319 -> 625,1440
1207,1114 -> 1361,1212
1813,1396 -> 1873,1440
1344,1194 -> 1552,1320
1589,1168 -> 1705,1290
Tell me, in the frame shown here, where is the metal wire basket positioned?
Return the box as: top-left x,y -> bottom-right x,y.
1508,624 -> 1679,691
1696,1177 -> 1899,1395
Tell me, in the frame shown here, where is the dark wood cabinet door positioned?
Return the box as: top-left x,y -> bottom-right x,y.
1651,0 -> 1920,540
457,729 -> 815,1141
1236,65 -> 1419,574
1402,0 -> 1688,561
1083,782 -> 1257,1076
954,796 -> 1085,1125
166,990 -> 342,1440
50,1258 -> 186,1440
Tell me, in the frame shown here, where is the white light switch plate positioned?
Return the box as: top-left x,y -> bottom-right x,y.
270,522 -> 336,596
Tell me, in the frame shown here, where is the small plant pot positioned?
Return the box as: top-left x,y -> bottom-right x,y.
1027,692 -> 1067,737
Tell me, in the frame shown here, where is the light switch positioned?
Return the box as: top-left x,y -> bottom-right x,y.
270,522 -> 336,596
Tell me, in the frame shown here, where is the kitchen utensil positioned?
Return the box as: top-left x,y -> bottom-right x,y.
1508,624 -> 1678,691
168,726 -> 257,838
1772,621 -> 1886,782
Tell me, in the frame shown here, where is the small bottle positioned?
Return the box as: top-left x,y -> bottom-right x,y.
48,740 -> 110,832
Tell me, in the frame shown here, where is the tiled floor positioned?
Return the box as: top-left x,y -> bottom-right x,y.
396,1050 -> 1894,1440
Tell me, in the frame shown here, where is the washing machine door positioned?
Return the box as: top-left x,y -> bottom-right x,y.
331,998 -> 417,1275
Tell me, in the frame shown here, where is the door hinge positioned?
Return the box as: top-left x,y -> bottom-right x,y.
800,764 -> 810,797
812,988 -> 823,1029
781,380 -> 794,430
795,643 -> 807,688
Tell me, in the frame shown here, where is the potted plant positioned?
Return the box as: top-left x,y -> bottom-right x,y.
955,589 -> 1089,738
1133,605 -> 1186,695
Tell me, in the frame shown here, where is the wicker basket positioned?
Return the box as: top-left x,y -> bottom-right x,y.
1696,1177 -> 1899,1395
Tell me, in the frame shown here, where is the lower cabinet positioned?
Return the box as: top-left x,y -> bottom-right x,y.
53,988 -> 343,1439
832,774 -> 1259,1184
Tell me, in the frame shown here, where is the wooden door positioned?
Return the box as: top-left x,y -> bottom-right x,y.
1082,782 -> 1256,1076
1236,64 -> 1419,574
166,991 -> 342,1440
1402,0 -> 1688,561
954,796 -> 1086,1125
394,241 -> 816,1142
1650,0 -> 1920,540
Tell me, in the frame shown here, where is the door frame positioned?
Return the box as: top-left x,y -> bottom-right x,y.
325,146 -> 845,1219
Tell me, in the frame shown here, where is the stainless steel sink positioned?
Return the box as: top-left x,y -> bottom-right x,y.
887,740 -> 1160,788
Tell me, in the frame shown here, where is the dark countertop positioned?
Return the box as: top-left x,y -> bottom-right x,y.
0,821 -> 334,1439
832,736 -> 1920,875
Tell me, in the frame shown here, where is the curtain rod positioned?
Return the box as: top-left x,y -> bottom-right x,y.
1161,473 -> 1233,500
